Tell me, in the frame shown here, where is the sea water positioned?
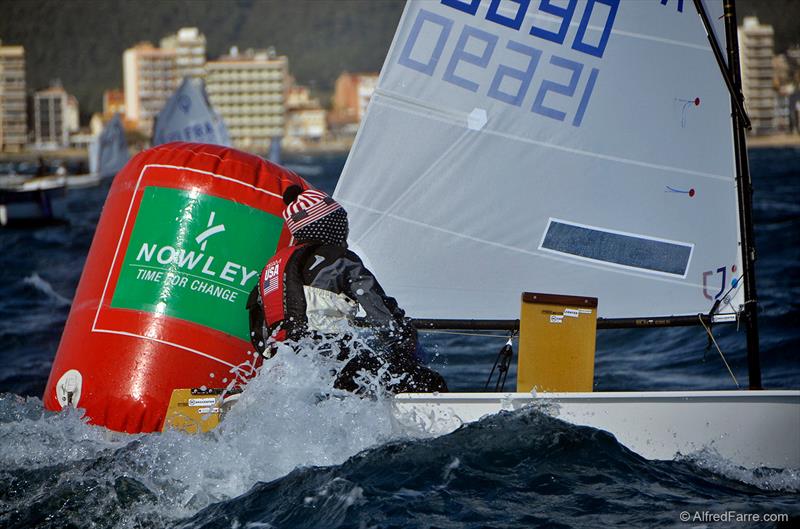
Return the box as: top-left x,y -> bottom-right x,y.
0,149 -> 798,528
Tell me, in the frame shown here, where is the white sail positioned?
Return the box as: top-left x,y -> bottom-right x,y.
88,139 -> 100,176
152,78 -> 231,147
268,136 -> 282,165
94,114 -> 129,178
334,0 -> 744,319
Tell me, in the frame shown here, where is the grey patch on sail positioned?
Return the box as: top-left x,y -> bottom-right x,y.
539,219 -> 693,277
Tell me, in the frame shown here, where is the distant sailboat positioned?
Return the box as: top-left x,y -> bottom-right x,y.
333,0 -> 800,468
267,136 -> 282,165
152,77 -> 230,147
68,113 -> 130,189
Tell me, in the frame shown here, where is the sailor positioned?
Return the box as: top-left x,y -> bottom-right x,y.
247,185 -> 448,395
35,157 -> 48,177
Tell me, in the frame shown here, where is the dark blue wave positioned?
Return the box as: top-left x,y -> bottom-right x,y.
177,409 -> 800,529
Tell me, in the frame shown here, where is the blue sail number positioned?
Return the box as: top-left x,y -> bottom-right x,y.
442,0 -> 620,58
398,8 -> 602,128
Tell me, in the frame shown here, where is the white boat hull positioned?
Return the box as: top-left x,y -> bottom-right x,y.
67,172 -> 104,189
392,390 -> 800,469
0,175 -> 68,227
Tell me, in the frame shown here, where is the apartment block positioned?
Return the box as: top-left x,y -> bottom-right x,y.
286,85 -> 327,140
205,47 -> 288,150
738,17 -> 776,135
161,27 -> 206,81
330,72 -> 378,130
0,41 -> 27,152
34,83 -> 79,148
103,89 -> 125,117
123,42 -> 177,133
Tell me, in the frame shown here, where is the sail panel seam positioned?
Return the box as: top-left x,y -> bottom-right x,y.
610,29 -> 710,52
373,91 -> 733,183
349,106 -> 472,246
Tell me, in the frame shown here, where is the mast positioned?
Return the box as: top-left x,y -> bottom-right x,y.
693,0 -> 762,388
723,0 -> 762,389
691,0 -> 761,388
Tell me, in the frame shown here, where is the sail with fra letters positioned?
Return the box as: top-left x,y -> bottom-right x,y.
334,0 -> 744,320
152,77 -> 231,147
89,113 -> 129,177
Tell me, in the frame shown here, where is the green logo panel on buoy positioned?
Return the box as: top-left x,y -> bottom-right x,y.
111,186 -> 283,340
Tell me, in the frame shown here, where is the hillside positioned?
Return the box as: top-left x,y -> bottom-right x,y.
0,0 -> 797,121
0,0 -> 405,120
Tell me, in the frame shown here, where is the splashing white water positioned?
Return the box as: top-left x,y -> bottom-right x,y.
0,398 -> 125,469
23,273 -> 72,307
0,338 -> 421,528
681,448 -> 800,492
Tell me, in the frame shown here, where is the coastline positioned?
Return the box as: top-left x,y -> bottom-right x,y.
0,139 -> 356,163
746,133 -> 800,149
2,134 -> 798,162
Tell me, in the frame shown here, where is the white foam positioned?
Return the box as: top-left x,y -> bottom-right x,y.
681,448 -> 800,492
0,396 -> 127,469
23,272 -> 72,307
1,337 -> 421,527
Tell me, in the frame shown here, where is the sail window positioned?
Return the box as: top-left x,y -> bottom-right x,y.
540,219 -> 693,277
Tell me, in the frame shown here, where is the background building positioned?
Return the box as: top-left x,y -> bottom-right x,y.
286,85 -> 327,141
773,47 -> 800,133
330,72 -> 378,134
0,40 -> 27,152
33,83 -> 79,149
103,89 -> 125,117
738,17 -> 776,135
161,27 -> 206,82
205,47 -> 288,151
123,42 -> 177,133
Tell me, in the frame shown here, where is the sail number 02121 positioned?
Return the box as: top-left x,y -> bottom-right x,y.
397,0 -> 620,128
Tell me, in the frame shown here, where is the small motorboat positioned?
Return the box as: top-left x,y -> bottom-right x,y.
0,174 -> 68,228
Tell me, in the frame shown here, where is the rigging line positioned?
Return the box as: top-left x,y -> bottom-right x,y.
698,314 -> 740,389
711,274 -> 743,314
484,332 -> 516,392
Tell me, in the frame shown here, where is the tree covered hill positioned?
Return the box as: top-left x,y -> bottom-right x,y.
0,0 -> 405,120
1,0 -> 796,122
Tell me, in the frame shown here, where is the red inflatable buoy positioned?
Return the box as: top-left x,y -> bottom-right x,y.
43,143 -> 309,433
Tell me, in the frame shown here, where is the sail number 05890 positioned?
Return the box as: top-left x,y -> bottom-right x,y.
397,1 -> 620,128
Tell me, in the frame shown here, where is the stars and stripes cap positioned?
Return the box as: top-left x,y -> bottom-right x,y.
282,187 -> 344,234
